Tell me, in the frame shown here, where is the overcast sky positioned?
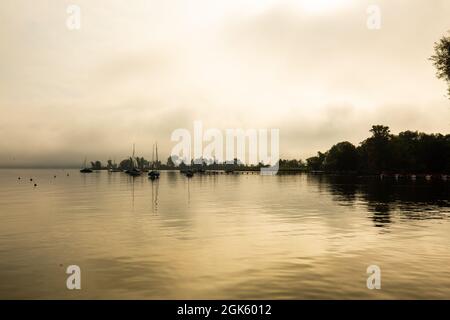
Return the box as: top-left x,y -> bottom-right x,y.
1,0 -> 449,167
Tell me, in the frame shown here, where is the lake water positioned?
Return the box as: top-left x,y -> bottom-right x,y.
0,169 -> 449,299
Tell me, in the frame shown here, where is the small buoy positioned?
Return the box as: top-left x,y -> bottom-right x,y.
30,178 -> 33,182
54,175 -> 56,178
34,183 -> 37,187
18,177 -> 21,180
67,173 -> 69,176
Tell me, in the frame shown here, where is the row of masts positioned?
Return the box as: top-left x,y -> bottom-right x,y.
80,143 -> 160,179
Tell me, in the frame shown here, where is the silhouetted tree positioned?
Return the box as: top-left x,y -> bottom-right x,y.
390,131 -> 420,172
306,152 -> 326,171
309,125 -> 450,174
323,142 -> 358,172
279,159 -> 306,169
358,125 -> 392,173
166,156 -> 175,168
90,161 -> 102,170
431,33 -> 450,97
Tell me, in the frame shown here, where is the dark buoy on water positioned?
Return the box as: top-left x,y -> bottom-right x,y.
34,183 -> 37,187
30,178 -> 33,182
54,175 -> 57,178
18,177 -> 21,180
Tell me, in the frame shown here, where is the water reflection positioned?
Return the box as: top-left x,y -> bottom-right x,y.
308,174 -> 450,227
1,169 -> 450,299
150,179 -> 159,214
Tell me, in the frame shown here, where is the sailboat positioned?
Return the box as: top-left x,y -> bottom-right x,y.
125,144 -> 142,177
109,158 -> 121,172
80,157 -> 93,173
148,143 -> 160,180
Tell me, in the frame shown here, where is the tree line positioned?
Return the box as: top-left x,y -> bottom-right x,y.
88,32 -> 450,174
306,125 -> 450,174
306,32 -> 450,175
87,125 -> 449,174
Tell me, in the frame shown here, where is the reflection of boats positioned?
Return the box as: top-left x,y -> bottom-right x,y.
80,158 -> 93,173
125,144 -> 142,177
180,166 -> 194,177
148,143 -> 160,180
151,178 -> 159,213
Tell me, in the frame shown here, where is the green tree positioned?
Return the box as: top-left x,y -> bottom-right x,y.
431,33 -> 450,97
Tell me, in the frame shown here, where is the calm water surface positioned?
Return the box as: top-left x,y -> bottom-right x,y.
0,169 -> 449,299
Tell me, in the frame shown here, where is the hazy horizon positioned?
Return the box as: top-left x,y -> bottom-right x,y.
1,0 -> 450,167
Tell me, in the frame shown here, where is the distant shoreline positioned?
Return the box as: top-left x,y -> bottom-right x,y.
1,167 -> 449,178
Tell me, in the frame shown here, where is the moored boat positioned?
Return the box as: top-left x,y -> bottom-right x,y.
185,170 -> 194,178
80,158 -> 93,173
148,142 -> 160,180
126,144 -> 142,177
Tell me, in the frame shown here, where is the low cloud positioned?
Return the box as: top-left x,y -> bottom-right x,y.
0,0 -> 449,167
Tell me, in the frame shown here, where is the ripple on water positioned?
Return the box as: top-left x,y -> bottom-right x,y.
0,169 -> 449,299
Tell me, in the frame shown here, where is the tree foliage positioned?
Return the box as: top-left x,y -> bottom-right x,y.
431,33 -> 450,97
307,125 -> 450,174
323,142 -> 358,172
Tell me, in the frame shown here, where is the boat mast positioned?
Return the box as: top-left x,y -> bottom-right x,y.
131,144 -> 136,169
152,143 -> 155,169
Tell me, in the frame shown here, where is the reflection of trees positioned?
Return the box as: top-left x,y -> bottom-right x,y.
309,174 -> 450,227
308,175 -> 358,203
369,204 -> 392,227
